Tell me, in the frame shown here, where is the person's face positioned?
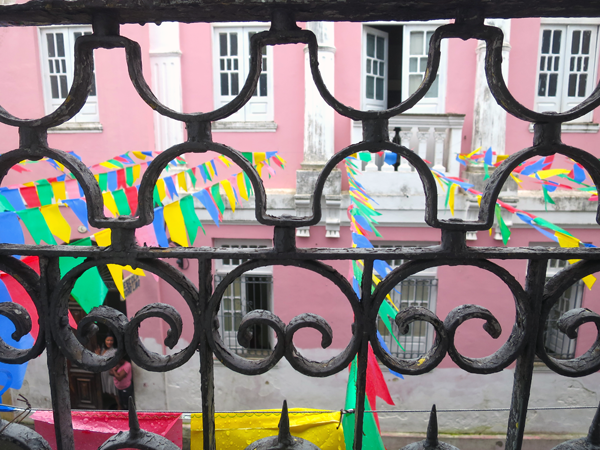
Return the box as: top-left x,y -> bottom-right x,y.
105,336 -> 115,348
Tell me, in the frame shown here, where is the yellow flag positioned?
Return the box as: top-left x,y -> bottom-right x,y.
218,155 -> 231,167
164,201 -> 189,247
123,265 -> 145,276
583,274 -> 597,290
40,205 -> 71,243
220,180 -> 236,213
254,152 -> 267,164
132,164 -> 141,183
100,162 -> 119,170
107,264 -> 125,298
51,181 -> 67,201
496,155 -> 509,163
157,179 -> 167,201
132,151 -> 146,160
206,162 -> 215,179
237,173 -> 248,200
510,173 -> 522,184
103,192 -> 119,217
191,409 -> 345,450
466,146 -> 482,158
177,171 -> 188,192
555,232 -> 580,248
94,228 -> 112,247
256,163 -> 263,177
536,169 -> 570,179
448,184 -> 457,216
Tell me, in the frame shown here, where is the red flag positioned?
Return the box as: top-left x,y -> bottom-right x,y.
124,186 -> 139,215
366,343 -> 395,430
116,169 -> 127,189
20,186 -> 41,208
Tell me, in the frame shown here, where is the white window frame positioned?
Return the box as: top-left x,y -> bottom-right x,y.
543,258 -> 584,359
212,24 -> 274,123
535,19 -> 600,123
214,240 -> 273,355
361,21 -> 448,113
375,243 -> 438,359
362,26 -> 388,111
38,26 -> 100,127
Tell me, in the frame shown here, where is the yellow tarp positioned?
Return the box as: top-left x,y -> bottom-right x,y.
191,409 -> 346,450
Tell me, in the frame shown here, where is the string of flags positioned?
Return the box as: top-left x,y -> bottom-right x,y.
0,151 -> 286,300
359,148 -> 597,289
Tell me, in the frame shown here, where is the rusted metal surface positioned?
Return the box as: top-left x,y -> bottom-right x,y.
0,2 -> 599,450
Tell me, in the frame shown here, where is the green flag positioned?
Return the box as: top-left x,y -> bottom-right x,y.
211,183 -> 225,214
59,238 -> 108,313
36,180 -> 54,206
113,189 -> 132,215
342,358 -> 386,450
494,205 -> 511,245
180,195 -> 205,245
17,208 -> 57,245
125,166 -> 134,187
98,173 -> 108,192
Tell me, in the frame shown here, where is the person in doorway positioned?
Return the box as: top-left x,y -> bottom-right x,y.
110,356 -> 134,409
95,335 -> 120,409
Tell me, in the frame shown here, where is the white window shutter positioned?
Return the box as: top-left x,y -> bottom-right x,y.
362,26 -> 388,111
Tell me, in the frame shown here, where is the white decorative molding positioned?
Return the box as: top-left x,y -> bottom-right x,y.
212,121 -> 278,132
48,122 -> 103,133
528,122 -> 600,133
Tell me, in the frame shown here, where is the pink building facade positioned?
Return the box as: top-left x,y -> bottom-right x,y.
1,16 -> 599,435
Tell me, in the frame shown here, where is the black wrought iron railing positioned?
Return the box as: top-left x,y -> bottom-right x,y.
1,2 -> 600,450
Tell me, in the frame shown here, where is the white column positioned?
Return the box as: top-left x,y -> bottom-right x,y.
433,129 -> 447,172
398,130 -> 413,172
472,19 -> 511,156
149,22 -> 184,152
303,22 -> 335,165
417,128 -> 429,161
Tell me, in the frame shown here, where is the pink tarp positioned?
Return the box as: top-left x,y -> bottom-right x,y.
32,410 -> 182,450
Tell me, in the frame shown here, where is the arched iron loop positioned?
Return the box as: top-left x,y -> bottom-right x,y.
207,259 -> 362,376
0,147 -> 107,229
371,259 -> 528,374
0,34 -> 118,128
49,257 -> 201,372
472,143 -> 600,231
309,141 -> 440,228
0,256 -> 44,365
436,23 -> 600,123
136,141 -> 270,227
538,260 -> 600,377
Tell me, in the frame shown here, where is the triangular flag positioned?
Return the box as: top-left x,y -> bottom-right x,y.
17,208 -> 57,245
164,201 -> 189,247
40,205 -> 71,243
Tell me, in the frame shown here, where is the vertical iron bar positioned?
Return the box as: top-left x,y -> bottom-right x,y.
354,259 -> 373,450
505,259 -> 547,450
199,258 -> 216,450
39,256 -> 74,450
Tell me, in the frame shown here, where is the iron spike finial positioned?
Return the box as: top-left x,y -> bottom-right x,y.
426,405 -> 439,446
128,397 -> 140,436
277,400 -> 294,447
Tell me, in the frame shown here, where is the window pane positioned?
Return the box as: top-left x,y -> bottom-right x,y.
220,59 -> 224,70
425,76 -> 439,98
584,57 -> 589,71
56,33 -> 65,57
552,30 -> 562,54
230,33 -> 238,56
375,77 -> 384,100
380,61 -> 385,75
409,74 -> 422,96
578,74 -> 587,97
262,56 -> 267,71
74,32 -> 82,39
410,31 -> 424,55
61,60 -> 66,73
366,59 -> 371,73
570,56 -> 575,71
220,73 -> 229,96
234,59 -> 239,70
230,73 -> 239,95
59,75 -> 68,98
553,56 -> 560,71
567,73 -> 577,96
419,57 -> 427,72
219,33 -> 227,56
224,313 -> 232,331
582,30 -> 591,54
259,73 -> 268,96
548,73 -> 558,97
376,36 -> 384,60
90,76 -> 96,96
46,34 -> 56,58
366,34 -> 375,57
409,57 -> 418,72
48,60 -> 54,74
223,298 -> 232,310
366,75 -> 374,99
538,73 -> 548,96
540,56 -> 546,70
50,76 -> 59,99
571,30 -> 581,55
541,29 -> 552,54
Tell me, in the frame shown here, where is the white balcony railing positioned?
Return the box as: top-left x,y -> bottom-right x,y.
351,113 -> 466,178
